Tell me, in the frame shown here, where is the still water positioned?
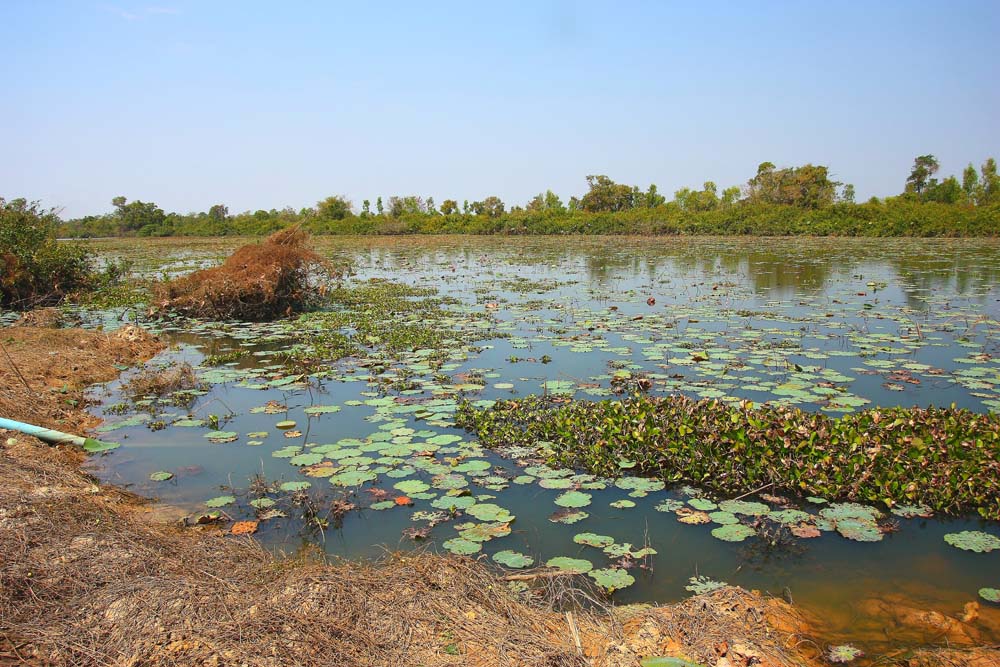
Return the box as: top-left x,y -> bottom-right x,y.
78,236 -> 1000,649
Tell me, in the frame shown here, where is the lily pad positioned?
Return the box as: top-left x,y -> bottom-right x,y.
492,550 -> 534,568
589,567 -> 635,592
827,645 -> 863,663
554,491 -> 592,508
573,532 -> 615,548
711,524 -> 756,542
944,531 -> 1000,553
303,405 -> 341,415
466,503 -> 514,522
393,479 -> 430,494
205,495 -> 236,508
979,588 -> 1000,603
686,576 -> 727,594
442,538 -> 481,555
545,556 -> 593,573
149,471 -> 174,482
279,481 -> 311,492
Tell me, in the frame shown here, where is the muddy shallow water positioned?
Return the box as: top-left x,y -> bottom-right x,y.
71,236 -> 1000,651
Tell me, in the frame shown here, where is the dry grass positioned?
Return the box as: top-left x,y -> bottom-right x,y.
152,228 -> 335,321
0,323 -> 163,432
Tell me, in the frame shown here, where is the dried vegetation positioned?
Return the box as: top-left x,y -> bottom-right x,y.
152,228 -> 336,321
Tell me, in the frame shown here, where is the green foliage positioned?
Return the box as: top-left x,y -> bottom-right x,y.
906,155 -> 940,195
456,395 -> 1000,519
746,162 -> 840,208
0,197 -> 94,308
52,157 -> 1000,239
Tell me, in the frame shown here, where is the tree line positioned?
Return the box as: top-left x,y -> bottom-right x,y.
48,155 -> 1000,238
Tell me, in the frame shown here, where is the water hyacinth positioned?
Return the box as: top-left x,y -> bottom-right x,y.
457,395 -> 1000,519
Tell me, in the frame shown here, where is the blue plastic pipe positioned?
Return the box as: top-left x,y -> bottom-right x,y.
0,417 -> 120,452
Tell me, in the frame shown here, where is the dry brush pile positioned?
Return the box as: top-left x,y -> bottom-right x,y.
152,228 -> 337,321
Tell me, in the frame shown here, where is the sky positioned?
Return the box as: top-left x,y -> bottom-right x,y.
2,1 -> 999,218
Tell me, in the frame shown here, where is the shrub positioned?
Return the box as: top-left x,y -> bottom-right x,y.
152,227 -> 336,321
0,197 -> 93,309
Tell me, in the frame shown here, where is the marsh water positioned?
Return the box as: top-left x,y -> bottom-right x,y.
68,236 -> 1000,649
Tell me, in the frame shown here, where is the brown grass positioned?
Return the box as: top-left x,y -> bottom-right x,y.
152,228 -> 334,321
0,323 -> 163,433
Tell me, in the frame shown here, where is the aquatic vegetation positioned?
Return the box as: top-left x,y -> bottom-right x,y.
943,531 -> 1000,552
827,645 -> 863,663
458,395 -> 1000,519
545,556 -> 593,573
979,588 -> 1000,603
710,524 -> 756,542
588,567 -> 635,592
149,471 -> 173,481
685,576 -> 727,594
492,550 -> 533,569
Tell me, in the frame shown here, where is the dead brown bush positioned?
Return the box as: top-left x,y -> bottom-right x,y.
152,228 -> 334,321
122,362 -> 202,399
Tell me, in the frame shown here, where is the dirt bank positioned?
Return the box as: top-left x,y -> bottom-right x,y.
0,315 -> 163,433
0,323 -> 996,666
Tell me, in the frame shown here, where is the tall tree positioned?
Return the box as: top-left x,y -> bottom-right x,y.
961,165 -> 979,205
316,196 -> 352,220
439,199 -> 458,215
746,163 -> 839,208
471,196 -> 505,217
580,175 -> 637,212
980,158 -> 1000,204
905,155 -> 940,195
207,204 -> 229,222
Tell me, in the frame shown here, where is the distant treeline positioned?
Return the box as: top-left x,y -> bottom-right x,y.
54,156 -> 1000,237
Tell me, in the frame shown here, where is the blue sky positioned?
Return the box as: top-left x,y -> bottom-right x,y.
2,1 -> 998,218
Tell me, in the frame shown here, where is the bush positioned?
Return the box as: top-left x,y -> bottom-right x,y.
152,228 -> 336,321
0,197 -> 93,309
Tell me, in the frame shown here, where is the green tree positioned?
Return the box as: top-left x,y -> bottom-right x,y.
905,155 -> 940,195
923,176 -> 962,204
526,190 -> 566,212
362,199 -> 371,216
440,199 -> 459,215
376,197 -> 384,215
643,184 -> 665,208
839,184 -> 856,204
426,197 -> 437,214
961,164 -> 979,205
388,196 -> 424,217
746,163 -> 839,208
580,175 -> 637,212
317,195 -> 352,220
208,204 -> 229,222
721,186 -> 741,207
471,196 -> 505,217
980,158 -> 1000,204
112,196 -> 167,233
